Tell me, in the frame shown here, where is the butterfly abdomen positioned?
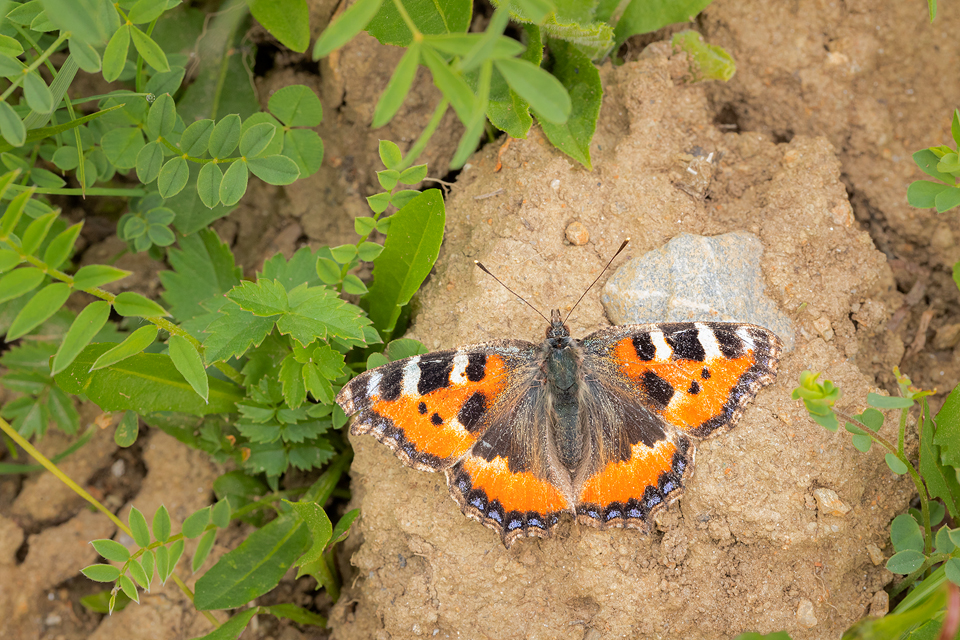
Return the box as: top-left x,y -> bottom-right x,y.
546,336 -> 586,473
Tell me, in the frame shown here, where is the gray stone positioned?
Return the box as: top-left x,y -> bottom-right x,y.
602,232 -> 795,350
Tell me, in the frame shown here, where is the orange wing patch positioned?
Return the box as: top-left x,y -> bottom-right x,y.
578,439 -> 677,507
369,354 -> 508,463
462,456 -> 568,514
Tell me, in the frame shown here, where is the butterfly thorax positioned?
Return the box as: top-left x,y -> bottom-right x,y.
544,310 -> 585,474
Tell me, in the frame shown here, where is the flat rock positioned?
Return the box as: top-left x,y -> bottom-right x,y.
603,231 -> 795,350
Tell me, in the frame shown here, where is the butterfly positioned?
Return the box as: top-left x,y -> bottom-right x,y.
336,246 -> 783,547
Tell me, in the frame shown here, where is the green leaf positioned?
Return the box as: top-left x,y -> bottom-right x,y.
315,258 -> 340,286
385,337 -> 429,361
496,56 -> 570,125
197,162 -> 223,208
180,119 -> 215,156
247,155 -> 300,185
219,160 -> 248,206
23,72 -> 54,114
249,0 -> 309,51
136,141 -> 164,184
366,0 -> 470,47
72,264 -> 131,290
101,127 -> 146,170
342,274 -> 368,295
373,43 -> 421,128
90,325 -> 159,370
127,558 -> 150,590
952,109 -> 960,149
286,500 -> 332,577
168,334 -> 209,401
935,383 -> 960,469
0,250 -> 20,273
57,342 -> 243,416
867,393 -> 914,409
209,114 -> 242,158
328,508 -> 359,547
946,557 -> 960,586
128,506 -> 151,547
935,185 -> 960,213
354,216 -> 376,236
42,223 -> 82,270
913,148 -> 955,183
29,168 -> 65,189
312,0 -> 384,58
158,156 -> 190,198
7,282 -> 71,340
281,129 -> 323,178
671,30 -> 736,81
239,122 -> 276,158
398,164 -> 427,185
421,47 -> 477,123
128,0 -> 167,24
366,189 -> 445,337
130,25 -> 170,72
277,285 -> 371,345
265,603 -> 325,627
114,291 -> 169,318
357,241 -> 383,261
0,267 -> 45,304
194,512 -> 311,610
0,187 -> 33,236
890,513 -> 924,552
330,244 -> 357,263
146,94 -> 177,139
153,505 -> 171,543
81,563 -> 121,583
908,180 -> 949,208
377,169 -> 399,191
52,146 -> 80,171
0,36 -> 24,58
200,300 -> 276,364
20,211 -> 59,257
70,37 -> 102,73
182,506 -> 211,539
885,549 -> 925,574
38,0 -> 115,45
268,84 -> 322,127
537,39 -> 600,169
614,0 -> 714,48
114,410 -> 139,447
0,101 -> 25,147
158,229 -> 241,324
920,401 -> 959,518
155,545 -> 170,585
885,453 -> 908,475
192,529 -> 217,572
102,25 -> 131,83
192,609 -> 257,640
378,140 -> 402,169
212,497 -> 231,528
92,538 -> 131,562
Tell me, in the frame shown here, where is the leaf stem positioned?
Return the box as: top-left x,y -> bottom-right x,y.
391,0 -> 422,42
0,31 -> 70,104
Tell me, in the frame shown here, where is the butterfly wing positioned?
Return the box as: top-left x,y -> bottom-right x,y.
336,340 -> 534,472
572,322 -> 781,530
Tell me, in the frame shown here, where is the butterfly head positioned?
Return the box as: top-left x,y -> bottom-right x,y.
546,309 -> 571,341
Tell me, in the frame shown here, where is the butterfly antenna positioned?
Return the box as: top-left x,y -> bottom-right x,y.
474,261 -> 551,324
563,238 -> 630,324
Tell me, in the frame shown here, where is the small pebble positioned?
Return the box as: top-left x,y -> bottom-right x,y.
796,599 -> 818,628
866,543 -> 884,566
813,488 -> 851,516
565,221 -> 589,246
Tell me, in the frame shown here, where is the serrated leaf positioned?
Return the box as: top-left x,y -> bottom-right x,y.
277,284 -> 371,345
158,229 -> 241,324
286,499 -> 332,576
200,299 -> 276,364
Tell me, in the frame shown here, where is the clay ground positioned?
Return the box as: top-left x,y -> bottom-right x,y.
1,0 -> 958,639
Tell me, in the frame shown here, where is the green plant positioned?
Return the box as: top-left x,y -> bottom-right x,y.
907,108 -> 960,215
312,0 -> 732,170
793,369 -> 960,639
